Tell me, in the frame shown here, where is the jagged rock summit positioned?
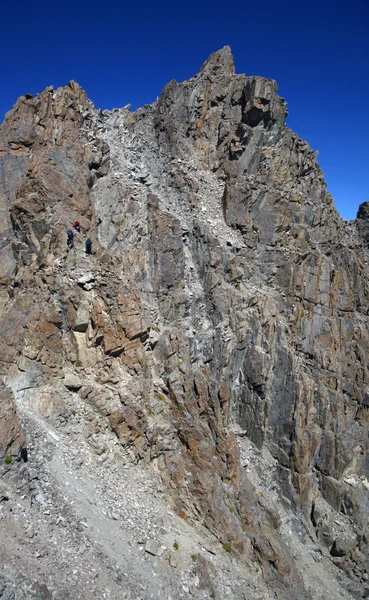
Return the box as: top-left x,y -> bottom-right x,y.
0,47 -> 368,599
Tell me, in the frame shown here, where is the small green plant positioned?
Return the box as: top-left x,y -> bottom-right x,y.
229,507 -> 234,513
191,553 -> 199,562
268,516 -> 281,530
223,543 -> 232,553
173,541 -> 179,550
210,591 -> 216,598
5,455 -> 12,465
158,393 -> 166,402
148,408 -> 153,415
242,525 -> 247,532
255,566 -> 260,573
71,410 -> 76,416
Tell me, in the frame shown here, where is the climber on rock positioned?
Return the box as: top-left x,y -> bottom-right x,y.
85,237 -> 92,254
72,220 -> 81,232
67,229 -> 74,249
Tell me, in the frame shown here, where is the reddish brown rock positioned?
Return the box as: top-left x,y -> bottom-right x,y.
0,47 -> 368,598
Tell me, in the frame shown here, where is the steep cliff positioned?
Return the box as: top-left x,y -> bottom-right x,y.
0,47 -> 368,599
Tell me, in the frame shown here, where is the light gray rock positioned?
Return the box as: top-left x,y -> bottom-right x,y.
330,532 -> 358,557
63,374 -> 82,390
34,492 -> 46,505
74,305 -> 90,332
77,273 -> 95,287
168,553 -> 178,568
144,539 -> 164,556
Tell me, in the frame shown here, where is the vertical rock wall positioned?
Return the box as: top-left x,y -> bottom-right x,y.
0,46 -> 368,597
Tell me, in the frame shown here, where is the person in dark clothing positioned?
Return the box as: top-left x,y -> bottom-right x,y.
72,221 -> 81,233
67,229 -> 74,249
85,237 -> 92,254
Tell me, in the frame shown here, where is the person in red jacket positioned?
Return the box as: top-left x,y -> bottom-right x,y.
72,221 -> 81,233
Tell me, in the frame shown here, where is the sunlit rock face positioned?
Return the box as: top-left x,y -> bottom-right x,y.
0,47 -> 368,599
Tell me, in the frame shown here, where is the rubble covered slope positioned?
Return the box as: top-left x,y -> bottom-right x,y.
0,46 -> 368,599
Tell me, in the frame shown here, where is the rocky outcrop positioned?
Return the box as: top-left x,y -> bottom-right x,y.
0,383 -> 26,462
0,46 -> 368,598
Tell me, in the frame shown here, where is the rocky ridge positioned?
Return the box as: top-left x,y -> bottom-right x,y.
0,47 -> 368,599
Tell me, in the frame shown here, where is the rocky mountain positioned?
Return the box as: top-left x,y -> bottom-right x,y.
0,46 -> 368,599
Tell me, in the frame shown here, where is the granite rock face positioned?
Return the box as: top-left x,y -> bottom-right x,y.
0,47 -> 368,598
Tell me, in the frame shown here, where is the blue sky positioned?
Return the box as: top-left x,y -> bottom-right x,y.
1,0 -> 368,221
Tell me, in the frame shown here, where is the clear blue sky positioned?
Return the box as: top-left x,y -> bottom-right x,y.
1,0 -> 368,221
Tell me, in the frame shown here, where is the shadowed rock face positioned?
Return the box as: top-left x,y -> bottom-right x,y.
0,47 -> 368,598
0,384 -> 26,460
